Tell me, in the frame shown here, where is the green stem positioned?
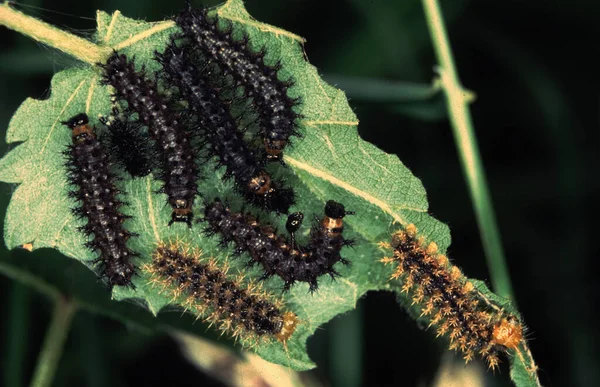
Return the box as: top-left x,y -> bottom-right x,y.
420,0 -> 514,300
0,261 -> 62,302
0,2 -> 111,64
322,74 -> 441,103
5,282 -> 30,387
29,297 -> 78,387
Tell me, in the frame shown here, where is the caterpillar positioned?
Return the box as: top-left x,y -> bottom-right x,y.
101,52 -> 199,227
380,224 -> 536,373
100,108 -> 154,178
62,113 -> 136,288
155,42 -> 295,214
144,241 -> 298,344
175,5 -> 302,163
203,199 -> 354,291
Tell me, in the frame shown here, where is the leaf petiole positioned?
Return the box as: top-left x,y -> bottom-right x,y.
29,297 -> 78,387
0,2 -> 111,64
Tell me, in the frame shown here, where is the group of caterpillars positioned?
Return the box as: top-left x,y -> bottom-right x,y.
61,3 -> 535,371
62,5 -> 354,347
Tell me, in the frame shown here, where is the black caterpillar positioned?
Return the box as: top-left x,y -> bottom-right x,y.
156,42 -> 294,214
62,113 -> 136,287
100,108 -> 154,178
203,199 -> 354,291
101,52 -> 199,226
176,5 -> 302,163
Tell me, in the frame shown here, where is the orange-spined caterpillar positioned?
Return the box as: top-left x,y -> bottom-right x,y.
144,241 -> 298,344
380,224 -> 535,373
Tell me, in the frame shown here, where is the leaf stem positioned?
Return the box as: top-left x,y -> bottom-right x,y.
420,0 -> 514,300
322,74 -> 441,103
29,297 -> 78,387
5,282 -> 30,387
0,261 -> 63,302
0,2 -> 111,65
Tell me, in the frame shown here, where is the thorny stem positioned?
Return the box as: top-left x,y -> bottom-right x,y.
420,0 -> 514,301
0,2 -> 111,64
29,297 -> 78,387
421,0 -> 541,384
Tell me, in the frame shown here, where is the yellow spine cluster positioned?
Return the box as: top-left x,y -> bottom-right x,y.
144,241 -> 298,347
380,224 -> 527,371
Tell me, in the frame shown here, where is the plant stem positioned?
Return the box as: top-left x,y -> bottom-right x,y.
322,74 -> 441,103
0,261 -> 62,302
5,282 -> 30,387
29,297 -> 78,387
420,0 -> 514,300
0,2 -> 111,65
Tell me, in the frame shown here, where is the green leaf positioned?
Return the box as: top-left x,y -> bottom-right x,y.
0,0 -> 538,383
470,280 -> 540,386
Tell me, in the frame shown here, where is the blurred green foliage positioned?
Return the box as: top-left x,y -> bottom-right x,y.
1,0 -> 597,386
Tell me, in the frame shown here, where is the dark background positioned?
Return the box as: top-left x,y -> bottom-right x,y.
1,0 -> 597,386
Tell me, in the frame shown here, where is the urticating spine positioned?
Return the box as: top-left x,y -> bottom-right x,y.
102,53 -> 198,226
156,42 -> 294,214
63,113 -> 136,287
146,242 -> 298,343
381,224 -> 526,369
100,109 -> 154,178
203,199 -> 353,291
176,6 -> 301,162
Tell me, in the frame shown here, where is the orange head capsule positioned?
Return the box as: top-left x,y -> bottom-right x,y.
169,199 -> 193,227
62,113 -> 95,143
265,138 -> 287,156
321,200 -> 354,237
264,138 -> 287,164
492,317 -> 523,350
248,171 -> 273,195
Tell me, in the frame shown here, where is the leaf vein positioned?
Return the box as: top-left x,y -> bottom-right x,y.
103,11 -> 121,43
313,72 -> 332,104
303,120 -> 359,127
285,155 -> 409,226
85,76 -> 97,114
113,20 -> 175,51
145,176 -> 160,241
40,78 -> 87,155
338,278 -> 358,305
53,216 -> 72,248
219,1 -> 305,42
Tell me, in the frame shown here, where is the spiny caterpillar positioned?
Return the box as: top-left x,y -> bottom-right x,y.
176,5 -> 302,163
62,113 -> 136,287
380,224 -> 535,373
156,42 -> 294,214
203,199 -> 354,291
102,52 -> 199,227
100,108 -> 154,178
144,241 -> 298,344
